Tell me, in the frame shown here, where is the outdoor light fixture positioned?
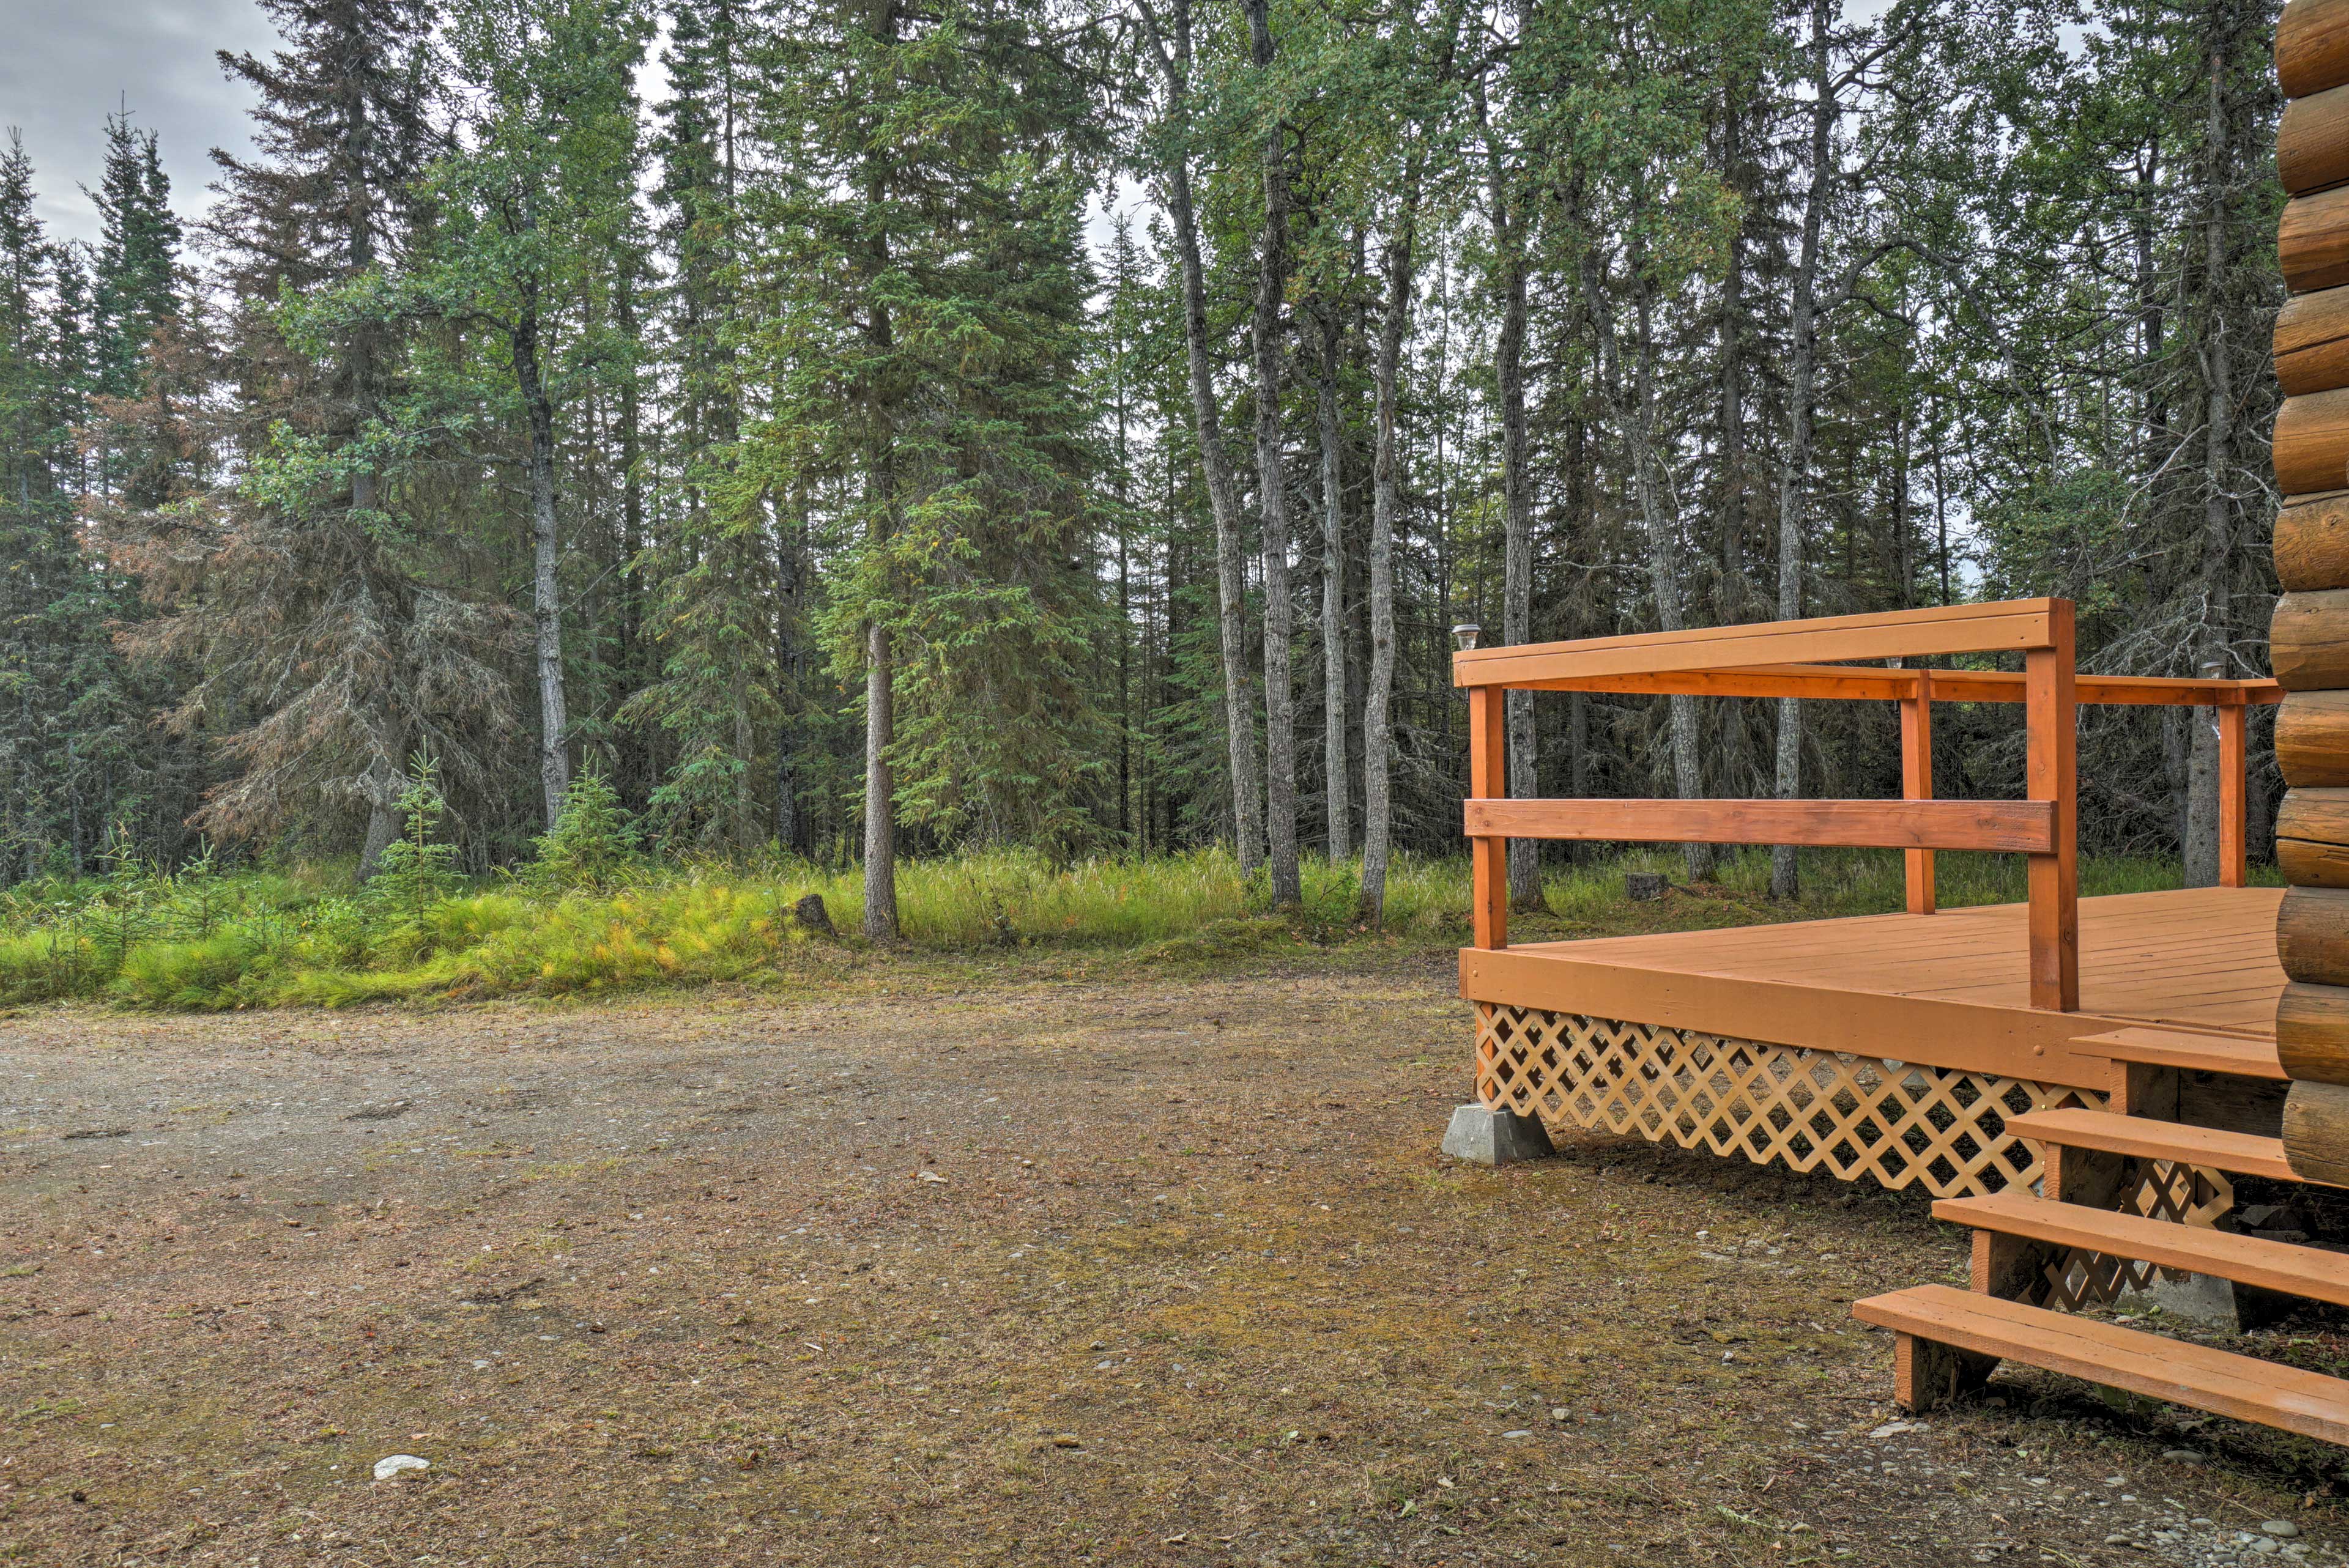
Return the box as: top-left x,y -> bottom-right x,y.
1451,623 -> 1482,652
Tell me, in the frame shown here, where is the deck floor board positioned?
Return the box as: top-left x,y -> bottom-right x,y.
1507,887 -> 2282,1040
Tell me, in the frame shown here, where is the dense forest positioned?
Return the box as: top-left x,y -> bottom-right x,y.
0,0 -> 2287,934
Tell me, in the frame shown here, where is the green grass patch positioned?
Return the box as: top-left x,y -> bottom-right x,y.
0,841 -> 2263,1013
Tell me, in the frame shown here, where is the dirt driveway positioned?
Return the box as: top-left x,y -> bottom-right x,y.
2,955 -> 2345,1566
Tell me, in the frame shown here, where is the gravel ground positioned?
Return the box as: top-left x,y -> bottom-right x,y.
3,954 -> 2348,1566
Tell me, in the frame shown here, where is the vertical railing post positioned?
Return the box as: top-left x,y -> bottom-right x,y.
1469,684 -> 1509,949
2218,698 -> 2248,889
2025,601 -> 2079,1011
1901,666 -> 1937,915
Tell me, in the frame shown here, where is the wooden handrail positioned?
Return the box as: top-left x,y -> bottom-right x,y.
1456,597 -> 2263,1005
1452,599 -> 2065,686
1457,599 -> 2098,1006
1463,798 -> 2057,853
1494,663 -> 2281,708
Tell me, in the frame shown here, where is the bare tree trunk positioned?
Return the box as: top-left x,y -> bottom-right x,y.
1770,0 -> 1834,901
514,295 -> 570,830
1478,68 -> 1541,910
1716,96 -> 1751,611
358,752 -> 404,881
1247,0 -> 1301,909
863,618 -> 897,939
1598,248 -> 1710,882
1360,179 -> 1417,923
1315,305 -> 1350,860
1138,0 -> 1264,871
861,10 -> 900,942
2184,37 -> 2239,886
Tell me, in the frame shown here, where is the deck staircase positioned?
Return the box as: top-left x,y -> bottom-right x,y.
1855,1026 -> 2349,1441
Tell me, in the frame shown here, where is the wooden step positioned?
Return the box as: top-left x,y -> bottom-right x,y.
2006,1108 -> 2300,1181
2073,1026 -> 2285,1080
1937,1191 -> 2349,1305
1855,1284 -> 2349,1444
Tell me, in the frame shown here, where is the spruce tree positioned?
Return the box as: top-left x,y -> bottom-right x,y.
426,0 -> 651,831
749,0 -> 1115,930
87,112 -> 182,412
108,0 -> 518,876
621,0 -> 782,852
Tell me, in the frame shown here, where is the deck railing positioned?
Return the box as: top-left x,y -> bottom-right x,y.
1454,597 -> 2284,1012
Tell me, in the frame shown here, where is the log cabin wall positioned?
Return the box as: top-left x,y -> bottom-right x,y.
2273,0 -> 2349,1180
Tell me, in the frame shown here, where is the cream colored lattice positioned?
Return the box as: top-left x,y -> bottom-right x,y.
1474,1004 -> 2098,1199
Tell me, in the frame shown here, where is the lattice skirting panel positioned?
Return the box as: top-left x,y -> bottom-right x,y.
1474,1004 -> 2232,1306
1474,1004 -> 2097,1199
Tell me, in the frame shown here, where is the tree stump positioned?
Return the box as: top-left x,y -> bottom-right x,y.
793,893 -> 837,937
1625,872 -> 1670,902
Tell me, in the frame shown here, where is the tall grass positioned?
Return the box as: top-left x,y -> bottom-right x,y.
0,842 -> 2260,1013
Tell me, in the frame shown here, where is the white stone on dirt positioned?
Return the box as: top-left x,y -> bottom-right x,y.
372,1455 -> 429,1482
1439,1105 -> 1553,1165
2262,1522 -> 2301,1538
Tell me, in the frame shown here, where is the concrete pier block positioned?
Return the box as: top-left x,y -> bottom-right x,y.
1442,1104 -> 1555,1164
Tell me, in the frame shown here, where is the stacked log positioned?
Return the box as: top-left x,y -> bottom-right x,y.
2276,0 -> 2349,1184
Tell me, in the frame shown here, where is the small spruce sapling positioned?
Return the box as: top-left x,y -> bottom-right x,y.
369,755 -> 462,951
531,769 -> 640,893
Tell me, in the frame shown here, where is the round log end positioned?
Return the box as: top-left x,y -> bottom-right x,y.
2284,1078 -> 2349,1185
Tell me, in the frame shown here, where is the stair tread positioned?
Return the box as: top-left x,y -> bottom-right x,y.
1854,1285 -> 2349,1444
2006,1108 -> 2298,1181
2073,1026 -> 2285,1080
1935,1191 -> 2349,1305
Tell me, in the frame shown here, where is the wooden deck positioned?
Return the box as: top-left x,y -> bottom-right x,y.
1460,887 -> 2283,1093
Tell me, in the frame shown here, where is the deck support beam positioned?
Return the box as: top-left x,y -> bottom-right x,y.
2221,702 -> 2249,887
1469,686 -> 1508,951
1903,668 -> 1936,914
2026,602 -> 2080,1011
1894,1332 -> 1998,1414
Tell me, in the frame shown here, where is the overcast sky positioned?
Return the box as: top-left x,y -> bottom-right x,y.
3,0 -> 278,248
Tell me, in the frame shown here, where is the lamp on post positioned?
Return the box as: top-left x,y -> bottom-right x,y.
1451,623 -> 1482,653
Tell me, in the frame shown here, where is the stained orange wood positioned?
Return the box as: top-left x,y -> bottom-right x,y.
1461,797 -> 2054,852
1449,599 -> 2060,688
1468,685 -> 1507,951
1460,887 -> 2283,1090
2221,702 -> 2248,887
1904,671 -> 1937,914
2006,1107 -> 2296,1175
2073,1024 -> 2285,1078
1941,1191 -> 2349,1298
2027,604 -> 2079,1011
2282,0 -> 2349,99
1858,1285 -> 2349,1440
2284,186 -> 2349,294
1504,663 -> 2276,708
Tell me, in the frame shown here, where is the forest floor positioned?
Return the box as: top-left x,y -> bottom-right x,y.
4,946 -> 2349,1567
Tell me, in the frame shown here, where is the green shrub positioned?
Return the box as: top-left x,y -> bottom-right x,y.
0,927 -> 109,1005
530,771 -> 642,892
368,757 -> 464,955
113,930 -> 275,1010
